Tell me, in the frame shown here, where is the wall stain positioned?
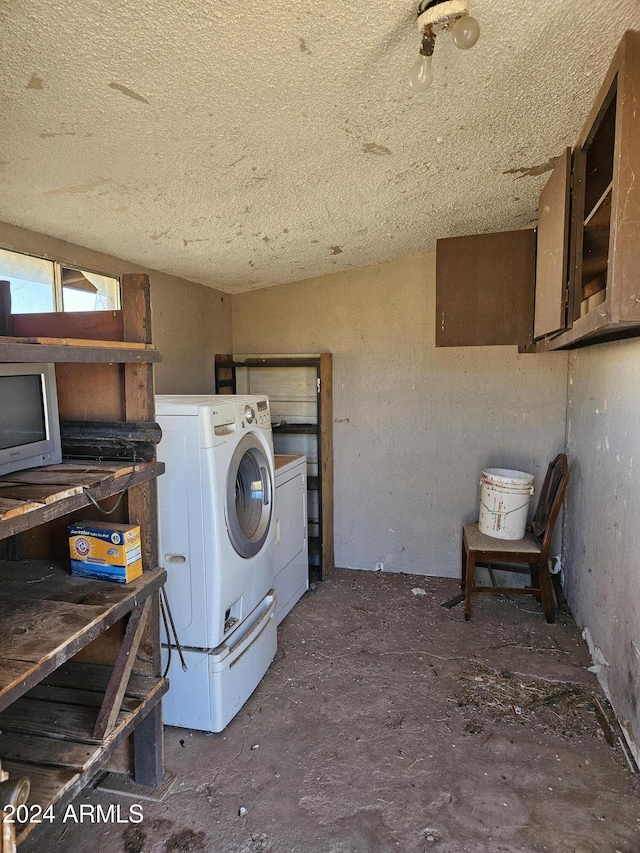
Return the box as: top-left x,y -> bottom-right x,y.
109,82 -> 149,104
299,38 -> 312,54
151,229 -> 170,241
40,131 -> 76,138
363,142 -> 392,156
26,74 -> 44,90
330,246 -> 343,255
503,156 -> 560,178
44,178 -> 111,196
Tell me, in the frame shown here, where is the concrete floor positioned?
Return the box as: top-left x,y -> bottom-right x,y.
51,569 -> 639,853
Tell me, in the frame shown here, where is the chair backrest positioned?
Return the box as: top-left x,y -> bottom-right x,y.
531,453 -> 569,555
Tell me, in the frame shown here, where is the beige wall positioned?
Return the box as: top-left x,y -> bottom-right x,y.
564,339 -> 640,764
0,221 -> 231,393
232,252 -> 569,577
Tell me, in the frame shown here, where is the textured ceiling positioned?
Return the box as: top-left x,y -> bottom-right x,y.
2,1 -> 640,294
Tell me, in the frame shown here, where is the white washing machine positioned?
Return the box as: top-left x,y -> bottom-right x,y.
155,395 -> 277,731
156,394 -> 276,649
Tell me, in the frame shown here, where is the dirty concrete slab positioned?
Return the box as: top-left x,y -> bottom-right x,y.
49,570 -> 640,852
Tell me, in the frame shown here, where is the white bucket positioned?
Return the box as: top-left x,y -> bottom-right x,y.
478,468 -> 535,540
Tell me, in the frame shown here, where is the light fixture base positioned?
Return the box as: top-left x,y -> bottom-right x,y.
417,0 -> 469,31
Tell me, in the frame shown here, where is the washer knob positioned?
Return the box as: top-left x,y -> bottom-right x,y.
244,405 -> 255,424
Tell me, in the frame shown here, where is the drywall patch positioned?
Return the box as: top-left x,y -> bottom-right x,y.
26,74 -> 44,90
363,143 -> 392,156
503,156 -> 560,178
109,82 -> 149,104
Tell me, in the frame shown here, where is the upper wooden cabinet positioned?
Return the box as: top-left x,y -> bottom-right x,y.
436,30 -> 640,351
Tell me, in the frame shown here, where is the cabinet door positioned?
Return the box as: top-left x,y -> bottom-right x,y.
534,148 -> 572,339
436,229 -> 536,347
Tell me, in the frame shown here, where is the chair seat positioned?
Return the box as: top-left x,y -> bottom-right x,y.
463,523 -> 541,555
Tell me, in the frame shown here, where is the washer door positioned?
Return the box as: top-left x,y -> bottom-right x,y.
226,433 -> 273,558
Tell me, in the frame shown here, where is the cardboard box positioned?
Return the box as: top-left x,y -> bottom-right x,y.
69,521 -> 143,583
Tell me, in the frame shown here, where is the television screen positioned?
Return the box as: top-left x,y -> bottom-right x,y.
0,375 -> 47,450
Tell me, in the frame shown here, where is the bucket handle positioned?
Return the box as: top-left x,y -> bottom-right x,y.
479,498 -> 533,518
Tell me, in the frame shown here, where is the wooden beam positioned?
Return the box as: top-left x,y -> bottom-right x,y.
92,598 -> 152,740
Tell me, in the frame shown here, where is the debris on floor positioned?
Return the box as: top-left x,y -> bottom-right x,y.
50,570 -> 640,853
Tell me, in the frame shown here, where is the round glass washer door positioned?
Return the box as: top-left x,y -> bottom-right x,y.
226,433 -> 273,558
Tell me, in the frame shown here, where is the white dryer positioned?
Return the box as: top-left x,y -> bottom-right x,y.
156,394 -> 276,650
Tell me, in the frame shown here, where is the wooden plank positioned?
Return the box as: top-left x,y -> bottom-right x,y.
534,148 -> 572,339
0,471 -> 111,487
42,662 -> 161,701
0,731 -> 98,770
0,659 -> 40,695
0,462 -> 163,540
0,335 -> 147,350
121,273 -> 159,687
2,758 -> 78,812
56,362 -> 125,422
0,697 -> 127,743
42,462 -> 137,475
0,497 -> 43,519
0,598 -> 114,664
12,310 -> 123,342
436,229 -> 536,347
0,483 -> 83,504
27,683 -> 139,713
0,340 -> 161,363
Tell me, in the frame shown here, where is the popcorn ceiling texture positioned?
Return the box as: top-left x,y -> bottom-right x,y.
1,0 -> 640,293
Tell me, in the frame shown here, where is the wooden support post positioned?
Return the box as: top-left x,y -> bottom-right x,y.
0,281 -> 12,337
133,702 -> 164,787
119,274 -> 164,788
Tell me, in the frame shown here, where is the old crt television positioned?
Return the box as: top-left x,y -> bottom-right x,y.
0,363 -> 62,476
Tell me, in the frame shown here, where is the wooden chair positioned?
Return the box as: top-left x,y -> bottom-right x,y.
461,454 -> 569,624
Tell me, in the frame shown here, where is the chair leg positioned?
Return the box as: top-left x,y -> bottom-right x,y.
539,561 -> 555,624
460,533 -> 467,593
464,549 -> 476,622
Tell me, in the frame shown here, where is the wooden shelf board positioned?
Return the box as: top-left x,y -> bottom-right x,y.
0,561 -> 166,712
0,461 -> 164,539
584,180 -> 613,227
0,338 -> 161,363
0,666 -> 167,848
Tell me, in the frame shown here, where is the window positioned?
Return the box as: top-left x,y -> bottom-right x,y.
0,248 -> 120,313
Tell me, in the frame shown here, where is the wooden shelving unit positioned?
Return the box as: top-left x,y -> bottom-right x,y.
0,273 -> 166,850
216,353 -> 334,581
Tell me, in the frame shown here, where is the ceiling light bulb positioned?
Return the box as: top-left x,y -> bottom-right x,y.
408,53 -> 434,93
451,15 -> 480,49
